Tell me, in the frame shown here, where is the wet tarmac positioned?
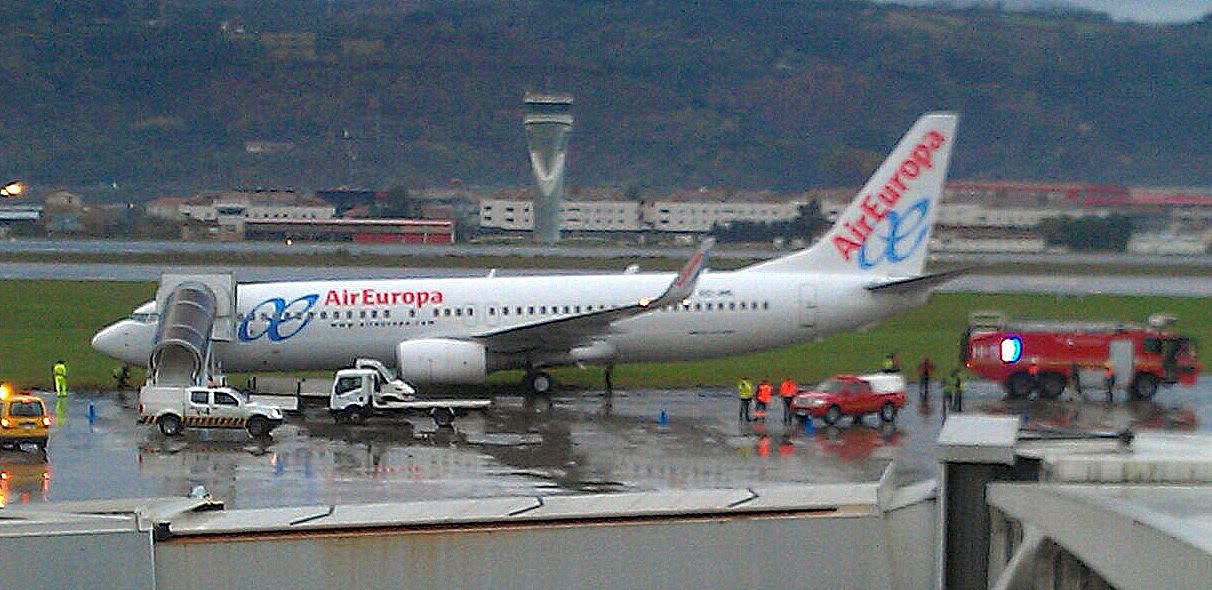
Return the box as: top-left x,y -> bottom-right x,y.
1,377 -> 1208,509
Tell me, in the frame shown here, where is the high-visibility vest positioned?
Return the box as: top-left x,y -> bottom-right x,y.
756,383 -> 773,403
737,380 -> 754,400
779,380 -> 797,398
882,357 -> 895,371
53,364 -> 67,378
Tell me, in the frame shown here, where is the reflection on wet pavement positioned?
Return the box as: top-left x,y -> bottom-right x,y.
0,376 -> 1206,509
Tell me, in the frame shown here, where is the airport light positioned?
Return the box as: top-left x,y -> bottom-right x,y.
0,383 -> 10,399
1,181 -> 22,197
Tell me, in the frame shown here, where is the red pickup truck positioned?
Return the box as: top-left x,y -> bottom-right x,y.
791,374 -> 908,425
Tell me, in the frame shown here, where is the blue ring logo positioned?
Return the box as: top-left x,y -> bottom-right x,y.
238,294 -> 320,342
857,198 -> 931,269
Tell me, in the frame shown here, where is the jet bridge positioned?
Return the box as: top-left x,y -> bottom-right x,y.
149,274 -> 235,386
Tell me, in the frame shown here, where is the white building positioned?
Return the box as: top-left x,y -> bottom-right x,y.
639,200 -> 804,232
179,190 -> 334,226
480,199 -> 644,232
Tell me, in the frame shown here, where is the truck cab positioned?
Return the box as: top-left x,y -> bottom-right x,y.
139,384 -> 284,437
329,365 -> 489,427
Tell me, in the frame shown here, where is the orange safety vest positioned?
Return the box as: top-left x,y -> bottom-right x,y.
779,379 -> 797,398
756,383 -> 773,403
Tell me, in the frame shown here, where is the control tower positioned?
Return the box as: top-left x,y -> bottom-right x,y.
523,93 -> 573,243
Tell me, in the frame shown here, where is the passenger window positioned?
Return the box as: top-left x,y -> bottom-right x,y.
501,308 -> 509,316
384,310 -> 391,318
346,311 -> 353,319
740,302 -> 747,310
409,310 -> 416,318
489,308 -> 496,316
729,302 -> 736,310
370,310 -> 378,318
214,392 -> 237,406
540,306 -> 547,314
455,308 -> 463,317
443,309 -> 452,317
528,306 -> 535,315
190,390 -> 208,404
575,306 -> 581,313
360,310 -> 367,319
763,302 -> 770,310
467,308 -> 474,316
562,306 -> 570,314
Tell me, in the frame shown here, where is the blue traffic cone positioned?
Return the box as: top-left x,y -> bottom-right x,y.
803,417 -> 815,435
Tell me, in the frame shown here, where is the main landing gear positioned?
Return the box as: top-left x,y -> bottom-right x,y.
524,370 -> 554,396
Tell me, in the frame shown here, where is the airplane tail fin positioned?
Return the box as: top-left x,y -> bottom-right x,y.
741,112 -> 958,276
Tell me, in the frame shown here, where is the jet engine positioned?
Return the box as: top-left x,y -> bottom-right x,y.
396,339 -> 488,384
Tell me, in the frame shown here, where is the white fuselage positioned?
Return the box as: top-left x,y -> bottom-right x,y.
94,269 -> 928,376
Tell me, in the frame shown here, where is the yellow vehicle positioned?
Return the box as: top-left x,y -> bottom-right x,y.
0,385 -> 50,452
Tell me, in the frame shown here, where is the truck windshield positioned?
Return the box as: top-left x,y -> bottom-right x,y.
335,376 -> 361,395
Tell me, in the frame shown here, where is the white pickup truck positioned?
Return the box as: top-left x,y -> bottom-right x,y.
139,384 -> 285,437
329,363 -> 490,427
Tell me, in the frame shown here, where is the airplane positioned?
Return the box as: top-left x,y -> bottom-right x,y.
92,112 -> 959,394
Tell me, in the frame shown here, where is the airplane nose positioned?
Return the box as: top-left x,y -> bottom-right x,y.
91,323 -> 127,359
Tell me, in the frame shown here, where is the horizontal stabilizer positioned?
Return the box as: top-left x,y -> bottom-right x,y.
864,268 -> 970,293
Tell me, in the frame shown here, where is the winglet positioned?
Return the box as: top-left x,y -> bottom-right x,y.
644,238 -> 714,308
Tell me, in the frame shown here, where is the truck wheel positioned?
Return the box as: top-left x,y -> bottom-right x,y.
246,416 -> 271,437
879,402 -> 897,422
432,407 -> 455,427
346,406 -> 366,425
526,371 -> 553,395
1005,373 -> 1035,399
158,414 -> 183,436
1130,373 -> 1159,400
824,405 -> 842,425
1038,373 -> 1066,399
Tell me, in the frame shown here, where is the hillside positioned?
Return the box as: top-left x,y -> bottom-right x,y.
2,1 -> 1210,198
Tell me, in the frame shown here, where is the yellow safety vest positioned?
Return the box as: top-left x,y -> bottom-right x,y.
54,364 -> 67,378
737,380 -> 754,400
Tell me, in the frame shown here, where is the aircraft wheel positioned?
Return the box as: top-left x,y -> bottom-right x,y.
824,405 -> 842,425
879,402 -> 898,422
526,371 -> 553,395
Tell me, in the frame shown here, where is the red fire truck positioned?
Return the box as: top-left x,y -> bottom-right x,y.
963,312 -> 1200,400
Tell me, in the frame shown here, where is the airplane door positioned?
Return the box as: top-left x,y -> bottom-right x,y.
798,284 -> 817,332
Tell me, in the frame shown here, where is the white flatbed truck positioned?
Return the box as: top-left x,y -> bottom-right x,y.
139,384 -> 285,437
329,363 -> 490,428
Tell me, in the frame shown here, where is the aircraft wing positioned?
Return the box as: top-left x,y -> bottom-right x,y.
864,267 -> 970,293
469,239 -> 713,354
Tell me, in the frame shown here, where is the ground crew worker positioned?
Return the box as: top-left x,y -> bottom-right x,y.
737,377 -> 754,422
112,364 -> 131,390
53,360 -> 68,397
779,377 -> 797,424
918,356 -> 935,401
1103,362 -> 1116,403
755,379 -> 773,421
946,368 -> 963,413
881,353 -> 897,373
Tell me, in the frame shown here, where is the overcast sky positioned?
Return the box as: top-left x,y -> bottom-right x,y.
879,1 -> 1212,23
